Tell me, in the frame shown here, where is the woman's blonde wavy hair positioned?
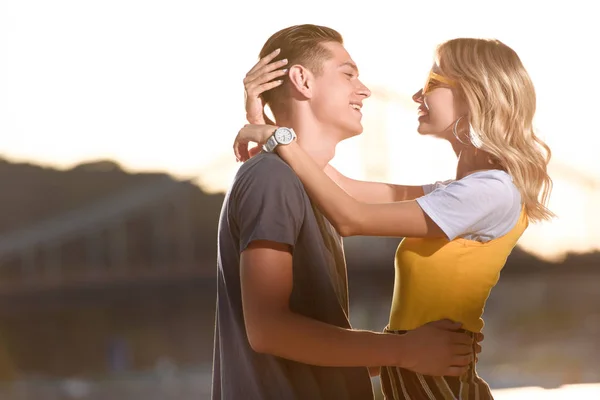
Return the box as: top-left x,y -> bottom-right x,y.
436,38 -> 554,222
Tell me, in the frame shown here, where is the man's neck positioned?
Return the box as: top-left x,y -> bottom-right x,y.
275,116 -> 338,169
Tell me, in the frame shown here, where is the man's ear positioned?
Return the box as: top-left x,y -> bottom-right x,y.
287,65 -> 314,99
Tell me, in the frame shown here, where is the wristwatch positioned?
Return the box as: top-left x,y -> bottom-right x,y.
263,127 -> 296,153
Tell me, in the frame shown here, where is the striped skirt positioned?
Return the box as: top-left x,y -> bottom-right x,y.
380,328 -> 494,400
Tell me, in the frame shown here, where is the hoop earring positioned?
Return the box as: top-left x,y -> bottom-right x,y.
452,116 -> 470,146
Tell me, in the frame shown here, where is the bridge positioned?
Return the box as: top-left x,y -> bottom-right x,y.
0,176 -> 217,296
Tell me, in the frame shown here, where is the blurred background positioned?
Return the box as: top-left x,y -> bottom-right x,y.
1,0 -> 599,399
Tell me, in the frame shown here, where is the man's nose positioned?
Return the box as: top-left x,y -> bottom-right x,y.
357,80 -> 371,99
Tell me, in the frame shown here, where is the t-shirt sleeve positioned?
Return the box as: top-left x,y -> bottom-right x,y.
416,173 -> 515,240
232,158 -> 306,252
422,179 -> 454,195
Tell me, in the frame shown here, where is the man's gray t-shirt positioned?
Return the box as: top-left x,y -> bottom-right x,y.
212,153 -> 373,400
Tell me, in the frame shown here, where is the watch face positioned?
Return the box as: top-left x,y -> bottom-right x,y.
275,128 -> 294,144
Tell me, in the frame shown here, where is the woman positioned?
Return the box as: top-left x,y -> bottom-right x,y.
235,38 -> 553,399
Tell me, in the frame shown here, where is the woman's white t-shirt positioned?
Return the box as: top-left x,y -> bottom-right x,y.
416,170 -> 522,242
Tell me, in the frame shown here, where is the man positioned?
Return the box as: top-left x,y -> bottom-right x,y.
212,24 -> 476,400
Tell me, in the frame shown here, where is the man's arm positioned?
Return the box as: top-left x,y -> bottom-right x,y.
241,241 -> 399,368
324,164 -> 425,203
241,240 -> 473,376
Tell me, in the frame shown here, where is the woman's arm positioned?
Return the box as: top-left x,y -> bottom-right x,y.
233,124 -> 426,204
324,164 -> 425,203
277,142 -> 445,238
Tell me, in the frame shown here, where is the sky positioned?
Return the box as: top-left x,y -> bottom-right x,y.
1,0 -> 599,261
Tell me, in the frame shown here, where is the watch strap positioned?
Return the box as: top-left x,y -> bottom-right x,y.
263,135 -> 279,153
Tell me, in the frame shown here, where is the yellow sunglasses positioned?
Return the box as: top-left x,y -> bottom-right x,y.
423,71 -> 456,94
